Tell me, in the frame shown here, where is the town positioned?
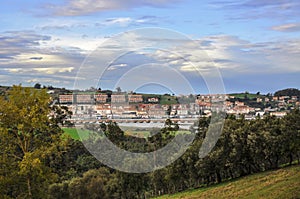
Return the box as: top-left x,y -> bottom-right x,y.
51,88 -> 300,124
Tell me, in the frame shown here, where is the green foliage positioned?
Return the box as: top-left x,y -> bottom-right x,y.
160,95 -> 178,105
274,88 -> 300,97
1,85 -> 300,198
0,85 -> 62,198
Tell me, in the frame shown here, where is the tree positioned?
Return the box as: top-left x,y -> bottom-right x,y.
116,87 -> 122,93
0,85 -> 62,198
34,83 -> 41,89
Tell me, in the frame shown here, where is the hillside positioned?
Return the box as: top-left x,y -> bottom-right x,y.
274,88 -> 300,97
155,165 -> 300,199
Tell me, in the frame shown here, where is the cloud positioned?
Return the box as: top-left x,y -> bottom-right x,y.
30,57 -> 43,60
144,34 -> 300,77
211,0 -> 300,20
1,28 -> 299,92
94,16 -> 164,28
0,31 -> 87,87
51,0 -> 181,16
272,23 -> 300,32
0,31 -> 51,60
4,67 -> 74,75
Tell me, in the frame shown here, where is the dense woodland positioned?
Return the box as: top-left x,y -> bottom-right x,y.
0,86 -> 300,199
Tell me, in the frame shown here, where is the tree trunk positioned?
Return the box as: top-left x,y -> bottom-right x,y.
216,171 -> 222,183
289,153 -> 293,166
27,177 -> 32,199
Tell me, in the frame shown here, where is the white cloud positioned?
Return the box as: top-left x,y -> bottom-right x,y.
52,0 -> 181,16
104,17 -> 132,26
272,23 -> 300,32
146,34 -> 300,76
34,67 -> 74,74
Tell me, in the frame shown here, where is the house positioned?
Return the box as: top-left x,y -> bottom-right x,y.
235,101 -> 245,106
74,104 -> 96,115
291,96 -> 298,101
128,94 -> 143,103
148,105 -> 166,118
255,111 -> 265,117
47,90 -> 55,94
270,112 -> 287,118
279,96 -> 290,101
264,97 -> 270,102
148,97 -> 159,103
227,105 -> 255,115
177,104 -> 189,116
96,104 -> 111,115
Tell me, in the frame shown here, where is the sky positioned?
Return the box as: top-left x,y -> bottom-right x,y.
0,0 -> 299,94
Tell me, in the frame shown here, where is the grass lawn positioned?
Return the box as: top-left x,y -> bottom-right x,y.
155,165 -> 300,199
62,127 -> 92,141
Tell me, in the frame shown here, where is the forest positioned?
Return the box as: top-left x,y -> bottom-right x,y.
0,85 -> 299,199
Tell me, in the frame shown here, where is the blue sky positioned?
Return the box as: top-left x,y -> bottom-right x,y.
0,0 -> 299,94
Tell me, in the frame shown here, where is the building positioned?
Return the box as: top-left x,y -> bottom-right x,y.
148,97 -> 159,103
59,94 -> 73,104
264,97 -> 270,102
235,101 -> 245,106
256,98 -> 262,103
94,94 -> 108,103
96,104 -> 112,115
227,105 -> 255,115
111,94 -> 126,103
76,94 -> 93,104
148,105 -> 166,118
291,96 -> 298,101
270,112 -> 287,118
128,94 -> 143,103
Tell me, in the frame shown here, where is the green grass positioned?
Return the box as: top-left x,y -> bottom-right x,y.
229,93 -> 265,100
121,126 -> 190,138
63,126 -> 191,140
160,95 -> 178,105
155,165 -> 300,199
62,128 -> 92,141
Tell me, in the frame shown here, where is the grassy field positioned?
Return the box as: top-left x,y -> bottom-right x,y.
62,128 -> 92,140
229,93 -> 265,100
155,165 -> 300,199
63,127 -> 190,140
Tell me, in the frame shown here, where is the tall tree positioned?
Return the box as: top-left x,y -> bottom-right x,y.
0,85 -> 62,198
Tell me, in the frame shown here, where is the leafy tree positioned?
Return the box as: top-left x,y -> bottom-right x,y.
274,88 -> 300,97
34,83 -> 41,89
116,87 -> 122,93
0,85 -> 62,198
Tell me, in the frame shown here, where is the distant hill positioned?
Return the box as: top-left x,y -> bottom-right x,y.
274,88 -> 300,97
155,165 -> 300,199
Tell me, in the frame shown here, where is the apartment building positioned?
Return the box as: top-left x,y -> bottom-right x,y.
94,94 -> 108,103
111,94 -> 126,103
59,94 -> 73,104
128,94 -> 143,103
